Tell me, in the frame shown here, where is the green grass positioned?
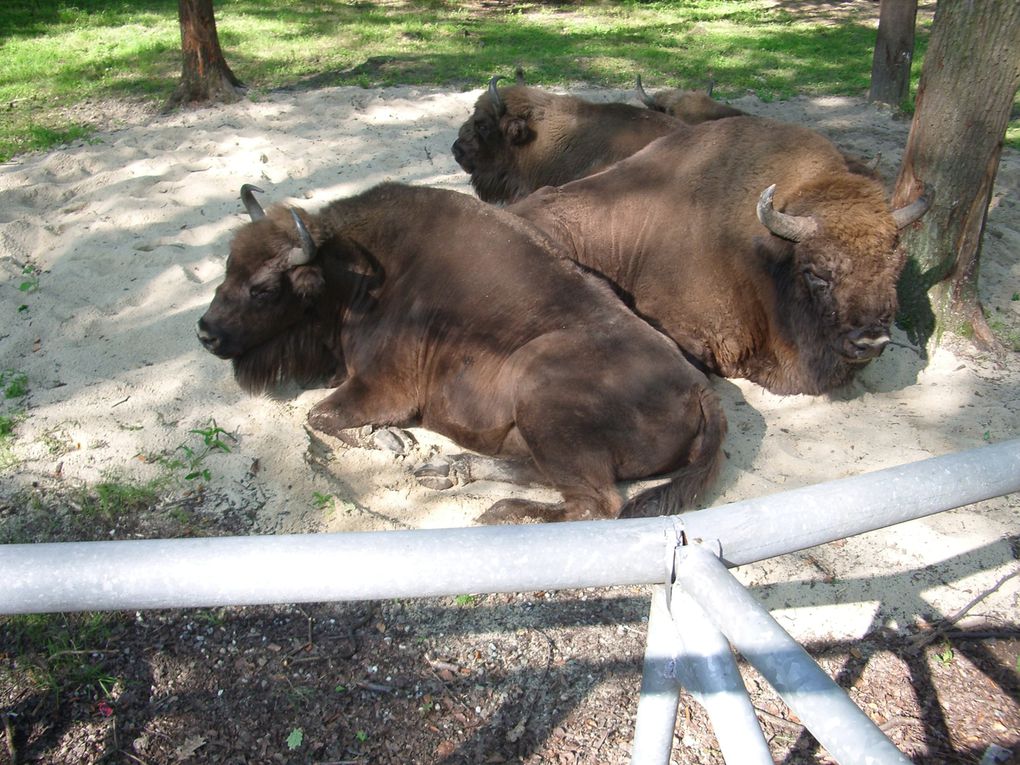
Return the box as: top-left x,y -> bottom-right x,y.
3,611 -> 122,702
0,0 -> 945,161
1,1 -> 1016,160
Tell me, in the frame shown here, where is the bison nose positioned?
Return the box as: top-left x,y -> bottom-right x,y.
844,328 -> 890,360
451,140 -> 472,172
196,317 -> 221,354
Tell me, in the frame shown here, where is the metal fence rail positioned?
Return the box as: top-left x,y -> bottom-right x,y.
3,438 -> 1019,764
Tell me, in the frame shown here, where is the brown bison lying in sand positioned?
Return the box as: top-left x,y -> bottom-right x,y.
197,184 -> 726,522
510,115 -> 931,396
635,74 -> 745,123
451,76 -> 681,204
451,74 -> 748,205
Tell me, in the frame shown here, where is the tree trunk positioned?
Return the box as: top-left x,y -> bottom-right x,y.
164,0 -> 245,112
869,0 -> 918,106
893,1 -> 1020,351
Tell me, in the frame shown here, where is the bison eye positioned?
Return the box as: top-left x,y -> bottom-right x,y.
249,283 -> 280,303
803,270 -> 830,293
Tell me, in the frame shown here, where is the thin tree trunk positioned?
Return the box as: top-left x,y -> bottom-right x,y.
869,0 -> 918,106
893,1 -> 1020,351
164,0 -> 245,112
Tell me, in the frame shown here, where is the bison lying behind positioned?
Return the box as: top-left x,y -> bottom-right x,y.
510,115 -> 930,396
452,76 -> 681,204
197,183 -> 726,522
635,74 -> 746,124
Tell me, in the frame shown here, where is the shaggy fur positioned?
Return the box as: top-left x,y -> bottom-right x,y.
198,184 -> 727,522
510,115 -> 927,395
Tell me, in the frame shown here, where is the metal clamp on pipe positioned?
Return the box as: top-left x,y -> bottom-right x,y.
662,516 -> 686,613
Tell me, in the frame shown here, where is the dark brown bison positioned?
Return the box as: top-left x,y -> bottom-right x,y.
451,76 -> 681,204
635,74 -> 745,124
197,183 -> 726,522
509,115 -> 931,396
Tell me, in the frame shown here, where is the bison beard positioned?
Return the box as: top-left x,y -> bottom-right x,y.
199,183 -> 727,523
231,319 -> 343,395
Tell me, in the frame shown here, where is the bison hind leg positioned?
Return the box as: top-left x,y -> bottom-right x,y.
476,498 -> 568,525
413,453 -> 546,491
475,487 -> 622,525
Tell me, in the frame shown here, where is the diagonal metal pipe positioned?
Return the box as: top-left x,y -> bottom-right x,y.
675,542 -> 914,765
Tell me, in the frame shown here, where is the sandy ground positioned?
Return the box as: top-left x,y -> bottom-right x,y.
1,85 -> 1018,648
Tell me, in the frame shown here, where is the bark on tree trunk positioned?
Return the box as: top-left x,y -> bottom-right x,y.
164,0 -> 245,112
893,1 -> 1020,351
869,0 -> 918,106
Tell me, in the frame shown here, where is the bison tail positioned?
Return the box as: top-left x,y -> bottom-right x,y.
619,388 -> 727,518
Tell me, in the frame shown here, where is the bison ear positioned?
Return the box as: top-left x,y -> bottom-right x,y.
288,264 -> 325,299
503,116 -> 531,145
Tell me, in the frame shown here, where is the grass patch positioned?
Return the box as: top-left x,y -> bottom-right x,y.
3,612 -> 123,703
14,0 -> 1011,162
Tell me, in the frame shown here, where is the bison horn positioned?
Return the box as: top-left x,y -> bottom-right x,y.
288,209 -> 316,267
891,185 -> 933,229
635,74 -> 656,107
756,185 -> 819,242
240,184 -> 266,221
487,75 -> 506,114
514,66 -> 526,85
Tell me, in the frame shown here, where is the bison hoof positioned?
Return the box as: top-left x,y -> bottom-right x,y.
372,427 -> 417,455
413,459 -> 454,490
413,456 -> 473,491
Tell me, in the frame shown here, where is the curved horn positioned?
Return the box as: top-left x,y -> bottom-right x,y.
240,184 -> 266,221
288,209 -> 316,267
892,185 -> 933,229
514,66 -> 525,85
635,74 -> 656,107
756,185 -> 819,242
487,75 -> 505,114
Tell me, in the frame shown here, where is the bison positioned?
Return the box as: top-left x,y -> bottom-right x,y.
509,115 -> 931,396
451,76 -> 681,204
635,74 -> 745,124
197,183 -> 726,522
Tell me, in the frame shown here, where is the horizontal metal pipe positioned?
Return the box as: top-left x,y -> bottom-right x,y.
676,543 -> 912,765
0,517 -> 683,614
682,437 -> 1020,567
1,439 -> 1018,614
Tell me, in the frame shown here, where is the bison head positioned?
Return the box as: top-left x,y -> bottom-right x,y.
451,76 -> 536,203
755,180 -> 930,385
197,185 -> 341,394
635,74 -> 743,124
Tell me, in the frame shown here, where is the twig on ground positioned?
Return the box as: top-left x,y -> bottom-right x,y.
907,567 -> 1020,651
879,715 -> 918,733
940,628 -> 1020,641
46,648 -> 120,660
754,706 -> 804,732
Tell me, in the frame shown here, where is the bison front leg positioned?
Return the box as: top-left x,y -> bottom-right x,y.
307,377 -> 418,441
